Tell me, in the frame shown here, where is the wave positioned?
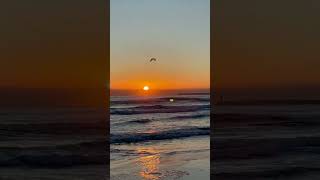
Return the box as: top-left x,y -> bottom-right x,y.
119,119 -> 153,125
111,127 -> 210,144
111,148 -> 209,157
114,113 -> 210,126
111,97 -> 209,105
170,113 -> 210,120
113,112 -> 210,126
111,104 -> 210,115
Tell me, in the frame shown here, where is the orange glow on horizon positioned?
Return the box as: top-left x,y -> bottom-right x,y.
111,79 -> 209,91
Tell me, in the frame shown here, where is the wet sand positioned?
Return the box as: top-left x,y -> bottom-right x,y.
111,136 -> 209,180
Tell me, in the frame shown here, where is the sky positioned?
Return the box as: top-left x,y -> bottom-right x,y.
111,0 -> 210,90
213,0 -> 320,95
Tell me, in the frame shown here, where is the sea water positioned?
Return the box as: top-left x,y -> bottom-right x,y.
110,93 -> 210,179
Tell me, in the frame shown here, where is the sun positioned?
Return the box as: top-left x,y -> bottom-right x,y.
143,86 -> 150,91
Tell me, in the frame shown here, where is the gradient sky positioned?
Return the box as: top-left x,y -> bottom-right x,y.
111,0 -> 210,90
214,0 -> 320,92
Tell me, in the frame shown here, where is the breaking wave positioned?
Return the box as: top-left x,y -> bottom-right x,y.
111,127 -> 209,144
111,97 -> 209,105
111,104 -> 210,115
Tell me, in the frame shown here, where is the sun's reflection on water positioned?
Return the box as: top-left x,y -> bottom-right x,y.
136,147 -> 161,180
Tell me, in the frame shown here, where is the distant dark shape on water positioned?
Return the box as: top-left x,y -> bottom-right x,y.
150,58 -> 157,62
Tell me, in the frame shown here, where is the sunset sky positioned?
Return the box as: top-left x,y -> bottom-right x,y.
111,0 -> 210,90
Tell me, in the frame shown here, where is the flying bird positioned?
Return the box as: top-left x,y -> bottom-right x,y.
150,58 -> 156,62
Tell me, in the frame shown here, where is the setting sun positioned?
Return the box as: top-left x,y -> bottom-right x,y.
143,86 -> 150,91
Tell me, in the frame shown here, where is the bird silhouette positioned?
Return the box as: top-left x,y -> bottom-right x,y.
150,58 -> 156,62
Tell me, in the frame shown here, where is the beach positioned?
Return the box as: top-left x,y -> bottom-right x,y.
110,92 -> 210,179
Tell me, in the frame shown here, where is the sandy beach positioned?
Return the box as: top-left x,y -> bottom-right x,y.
111,137 -> 209,180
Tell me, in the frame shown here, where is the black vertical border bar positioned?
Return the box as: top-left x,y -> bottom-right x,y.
106,0 -> 110,179
210,0 -> 214,178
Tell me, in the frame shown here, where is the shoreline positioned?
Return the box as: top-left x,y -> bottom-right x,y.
111,136 -> 210,180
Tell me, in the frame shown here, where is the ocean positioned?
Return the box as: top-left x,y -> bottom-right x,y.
0,107 -> 108,180
213,101 -> 320,179
110,92 -> 210,179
